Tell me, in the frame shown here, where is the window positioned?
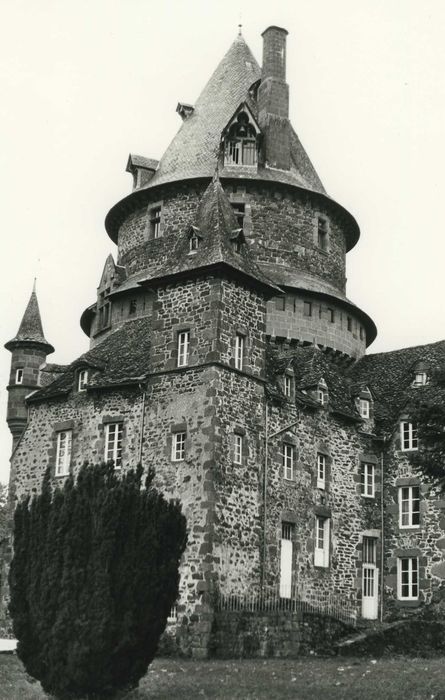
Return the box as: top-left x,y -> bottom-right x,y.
189,233 -> 199,252
150,206 -> 162,238
317,217 -> 328,251
397,557 -> 419,600
15,368 -> 23,384
177,330 -> 190,368
282,443 -> 295,481
98,288 -> 111,329
78,369 -> 88,392
303,301 -> 312,317
232,235 -> 243,253
413,372 -> 428,387
399,485 -> 420,528
234,334 -> 244,370
314,516 -> 330,567
234,433 -> 243,465
400,421 -> 418,451
317,386 -> 328,405
55,430 -> 72,477
128,299 -> 137,316
172,432 -> 186,461
276,296 -> 285,311
284,375 -> 292,398
359,399 -> 370,418
361,463 -> 375,498
280,522 -> 294,598
231,202 -> 245,229
347,316 -> 352,332
167,605 -> 178,623
104,422 -> 123,468
327,307 -> 335,323
317,453 -> 326,489
224,112 -> 258,166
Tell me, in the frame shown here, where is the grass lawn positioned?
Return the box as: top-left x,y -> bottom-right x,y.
1,654 -> 445,699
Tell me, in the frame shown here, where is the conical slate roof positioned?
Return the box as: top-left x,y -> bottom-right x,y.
5,287 -> 54,353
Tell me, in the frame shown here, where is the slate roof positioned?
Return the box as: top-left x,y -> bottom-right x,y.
28,318 -> 151,403
126,155 -> 159,172
5,289 -> 54,354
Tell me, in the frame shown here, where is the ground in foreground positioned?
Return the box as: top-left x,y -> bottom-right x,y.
0,654 -> 444,699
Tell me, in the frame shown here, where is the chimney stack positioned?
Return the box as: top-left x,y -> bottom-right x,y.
258,26 -> 290,170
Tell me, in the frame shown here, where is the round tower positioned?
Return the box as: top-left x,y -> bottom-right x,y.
5,286 -> 54,450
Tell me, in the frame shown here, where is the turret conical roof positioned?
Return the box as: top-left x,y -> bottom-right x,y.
5,287 -> 54,353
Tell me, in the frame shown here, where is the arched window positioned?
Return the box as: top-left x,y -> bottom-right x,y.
224,112 -> 258,166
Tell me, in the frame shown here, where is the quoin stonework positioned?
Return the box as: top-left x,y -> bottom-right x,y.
3,26 -> 445,657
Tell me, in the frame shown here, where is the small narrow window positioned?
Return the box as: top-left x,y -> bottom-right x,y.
347,316 -> 352,332
400,421 -> 418,451
284,375 -> 292,398
303,301 -> 312,317
317,386 -> 328,405
150,206 -> 162,238
128,299 -> 137,316
361,463 -> 375,498
317,217 -> 328,251
397,557 -> 419,600
98,289 -> 111,330
172,432 -> 186,462
317,453 -> 326,489
234,433 -> 243,465
234,334 -> 244,370
327,308 -> 335,323
55,430 -> 72,477
167,605 -> 178,623
189,233 -> 199,252
104,422 -> 123,468
231,202 -> 245,229
15,368 -> 23,384
360,326 -> 364,340
314,516 -> 330,567
282,443 -> 295,481
359,399 -> 370,419
177,330 -> 190,368
399,486 -> 420,528
78,369 -> 88,392
280,521 -> 294,599
276,296 -> 285,311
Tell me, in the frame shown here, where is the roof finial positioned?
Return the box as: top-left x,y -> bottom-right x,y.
33,277 -> 37,294
238,10 -> 242,36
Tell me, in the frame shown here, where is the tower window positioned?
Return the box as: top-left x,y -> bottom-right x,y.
150,206 -> 162,239
15,368 -> 23,384
55,430 -> 72,477
177,330 -> 190,368
317,217 -> 329,251
234,334 -> 244,370
98,288 -> 111,330
234,433 -> 243,464
78,369 -> 88,392
327,308 -> 335,323
347,316 -> 352,332
231,202 -> 245,229
303,301 -> 312,317
317,384 -> 328,405
284,375 -> 293,398
224,111 -> 258,166
104,422 -> 123,468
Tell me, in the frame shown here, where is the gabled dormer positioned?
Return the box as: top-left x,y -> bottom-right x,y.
354,385 -> 374,421
221,103 -> 261,168
411,361 -> 429,387
317,378 -> 329,406
187,226 -> 202,254
126,154 -> 159,190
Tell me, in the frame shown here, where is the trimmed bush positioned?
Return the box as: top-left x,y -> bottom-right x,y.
9,462 -> 187,699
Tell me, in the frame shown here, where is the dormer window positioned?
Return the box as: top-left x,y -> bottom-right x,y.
189,233 -> 200,252
359,399 -> 370,419
231,203 -> 245,229
317,379 -> 328,405
128,299 -> 137,316
224,110 -> 259,166
78,369 -> 88,392
413,371 -> 428,387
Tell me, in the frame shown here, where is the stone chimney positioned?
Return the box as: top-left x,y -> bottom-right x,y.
258,26 -> 290,170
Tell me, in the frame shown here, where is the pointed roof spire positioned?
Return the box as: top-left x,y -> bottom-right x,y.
5,285 -> 54,354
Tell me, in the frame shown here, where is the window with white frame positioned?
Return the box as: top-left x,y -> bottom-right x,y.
104,422 -> 123,468
400,421 -> 418,451
234,433 -> 243,465
317,385 -> 328,405
15,368 -> 23,384
359,399 -> 370,419
284,375 -> 292,398
55,430 -> 72,477
234,334 -> 244,370
399,485 -> 420,528
78,369 -> 88,392
282,442 -> 295,481
189,233 -> 199,252
167,604 -> 178,623
314,516 -> 330,567
413,371 -> 428,387
172,431 -> 186,462
361,463 -> 375,498
317,453 -> 326,489
397,557 -> 419,600
177,330 -> 190,368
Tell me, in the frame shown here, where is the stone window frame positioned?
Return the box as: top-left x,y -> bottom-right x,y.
228,187 -> 253,237
50,419 -> 75,479
233,329 -> 248,372
303,300 -> 312,317
171,423 -> 187,462
232,425 -> 247,465
280,433 -> 299,483
397,555 -> 419,602
397,479 -> 421,530
146,200 -> 164,240
315,443 -> 332,491
317,378 -> 329,406
314,505 -> 331,568
177,329 -> 190,368
313,212 -> 330,254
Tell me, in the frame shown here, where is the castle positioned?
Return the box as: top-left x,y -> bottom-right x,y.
4,25 -> 445,657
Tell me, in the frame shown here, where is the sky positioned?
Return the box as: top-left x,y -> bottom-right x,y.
0,0 -> 444,483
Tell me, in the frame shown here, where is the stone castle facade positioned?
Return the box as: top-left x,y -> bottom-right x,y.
4,26 -> 445,656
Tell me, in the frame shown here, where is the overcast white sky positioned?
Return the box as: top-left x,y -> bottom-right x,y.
1,0 -> 444,483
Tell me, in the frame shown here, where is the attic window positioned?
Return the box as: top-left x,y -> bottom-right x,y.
189,233 -> 200,252
128,299 -> 137,316
78,369 -> 88,392
317,380 -> 328,406
224,112 -> 258,166
413,371 -> 428,387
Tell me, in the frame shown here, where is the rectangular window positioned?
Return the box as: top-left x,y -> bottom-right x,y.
284,375 -> 292,398
150,206 -> 162,238
78,369 -> 88,392
303,301 -> 312,317
231,202 -> 245,229
55,430 -> 72,477
234,433 -> 243,465
400,421 -> 418,451
359,399 -> 370,418
347,316 -> 352,332
327,307 -> 335,323
317,217 -> 328,251
314,516 -> 330,567
397,557 -> 419,600
282,443 -> 295,481
361,463 -> 375,498
414,372 -> 427,386
318,387 -> 328,405
172,432 -> 186,462
275,296 -> 285,311
15,368 -> 23,384
104,422 -> 123,468
234,334 -> 244,370
177,330 -> 190,368
399,485 -> 420,528
362,537 -> 377,565
317,453 -> 326,489
128,299 -> 137,316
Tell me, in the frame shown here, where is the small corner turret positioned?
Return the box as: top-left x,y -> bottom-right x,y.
4,285 -> 54,450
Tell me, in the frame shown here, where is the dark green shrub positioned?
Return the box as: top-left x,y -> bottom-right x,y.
9,462 -> 187,699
